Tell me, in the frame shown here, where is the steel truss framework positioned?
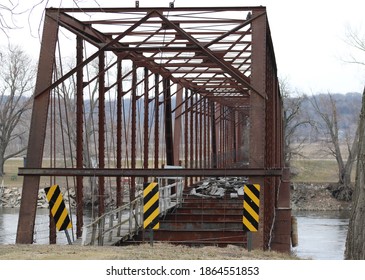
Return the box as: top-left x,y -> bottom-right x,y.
16,6 -> 291,251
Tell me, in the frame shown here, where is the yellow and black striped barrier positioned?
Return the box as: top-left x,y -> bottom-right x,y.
243,183 -> 260,232
143,182 -> 160,230
44,185 -> 72,244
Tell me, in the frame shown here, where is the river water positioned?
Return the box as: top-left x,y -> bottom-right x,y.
292,210 -> 350,260
0,208 -> 350,259
0,208 -> 94,245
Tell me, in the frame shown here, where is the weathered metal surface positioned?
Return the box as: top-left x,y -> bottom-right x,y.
16,12 -> 59,244
18,168 -> 283,177
270,208 -> 292,252
75,36 -> 84,238
98,51 -> 105,216
16,5 -> 290,251
116,59 -> 123,207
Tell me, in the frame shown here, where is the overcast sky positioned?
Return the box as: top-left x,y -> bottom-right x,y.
2,0 -> 365,94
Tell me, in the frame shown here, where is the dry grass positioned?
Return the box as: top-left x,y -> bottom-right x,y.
290,143 -> 356,183
0,243 -> 299,260
1,142 -> 354,187
1,158 -> 23,188
291,159 -> 339,183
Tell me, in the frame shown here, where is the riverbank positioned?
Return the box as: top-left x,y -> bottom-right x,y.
0,186 -> 75,208
1,183 -> 348,260
291,183 -> 352,211
1,182 -> 352,211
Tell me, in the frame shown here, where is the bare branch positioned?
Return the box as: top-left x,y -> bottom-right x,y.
0,44 -> 34,175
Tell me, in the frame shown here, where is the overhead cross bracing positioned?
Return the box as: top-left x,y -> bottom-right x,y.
16,5 -> 291,252
48,6 -> 262,97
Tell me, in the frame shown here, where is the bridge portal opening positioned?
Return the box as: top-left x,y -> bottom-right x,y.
16,5 -> 291,252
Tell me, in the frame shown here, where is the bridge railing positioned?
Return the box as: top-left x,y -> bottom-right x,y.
158,165 -> 184,215
81,196 -> 143,246
80,169 -> 184,246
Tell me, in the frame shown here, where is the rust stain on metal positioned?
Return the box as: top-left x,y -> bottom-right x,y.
16,5 -> 290,252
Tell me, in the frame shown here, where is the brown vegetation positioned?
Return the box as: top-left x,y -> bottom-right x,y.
0,243 -> 299,260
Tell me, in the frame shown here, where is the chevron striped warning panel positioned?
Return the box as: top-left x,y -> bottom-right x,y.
143,182 -> 160,230
44,184 -> 72,231
243,184 -> 260,232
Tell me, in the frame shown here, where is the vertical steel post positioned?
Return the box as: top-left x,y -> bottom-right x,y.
215,104 -> 221,168
173,84 -> 183,166
76,35 -> 84,238
233,110 -> 237,163
163,78 -> 174,166
195,95 -> 200,181
220,106 -> 224,167
190,91 -> 194,185
116,59 -> 123,207
184,88 -> 189,187
49,82 -> 56,244
154,73 -> 159,170
203,98 -> 207,168
205,99 -> 212,168
143,67 -> 149,183
199,96 -> 203,175
250,8 -> 267,249
16,11 -> 59,244
211,101 -> 217,169
98,51 -> 105,216
131,63 -> 137,201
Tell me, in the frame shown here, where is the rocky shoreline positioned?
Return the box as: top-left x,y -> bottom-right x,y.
290,183 -> 351,211
1,183 -> 352,211
0,187 -> 76,208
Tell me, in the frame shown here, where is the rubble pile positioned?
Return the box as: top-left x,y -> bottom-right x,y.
190,177 -> 248,198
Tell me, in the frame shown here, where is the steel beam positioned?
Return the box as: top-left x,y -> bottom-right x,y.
154,11 -> 264,98
116,59 -> 123,207
16,5 -> 288,250
154,73 -> 160,169
47,6 -> 266,14
76,35 -> 84,238
163,78 -> 174,166
250,9 -> 267,250
131,63 -> 137,200
98,51 -> 105,216
18,168 -> 283,177
173,84 -> 183,166
16,12 -> 59,244
143,67 -> 149,183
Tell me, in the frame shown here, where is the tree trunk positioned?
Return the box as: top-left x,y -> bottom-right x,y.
345,89 -> 365,259
0,158 -> 4,176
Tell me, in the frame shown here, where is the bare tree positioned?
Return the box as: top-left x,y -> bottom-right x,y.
310,93 -> 359,201
0,1 -> 102,39
345,86 -> 365,259
343,25 -> 365,66
280,77 -> 313,167
0,45 -> 34,176
0,1 -> 21,37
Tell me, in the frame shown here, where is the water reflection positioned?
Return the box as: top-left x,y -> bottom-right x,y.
293,210 -> 350,260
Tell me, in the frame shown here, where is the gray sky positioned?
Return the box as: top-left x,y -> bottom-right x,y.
3,0 -> 365,94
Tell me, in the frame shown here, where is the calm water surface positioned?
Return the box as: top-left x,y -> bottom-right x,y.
0,208 -> 93,245
0,208 -> 350,259
292,210 -> 350,260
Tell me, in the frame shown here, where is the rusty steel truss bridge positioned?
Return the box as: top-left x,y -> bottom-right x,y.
16,5 -> 292,252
